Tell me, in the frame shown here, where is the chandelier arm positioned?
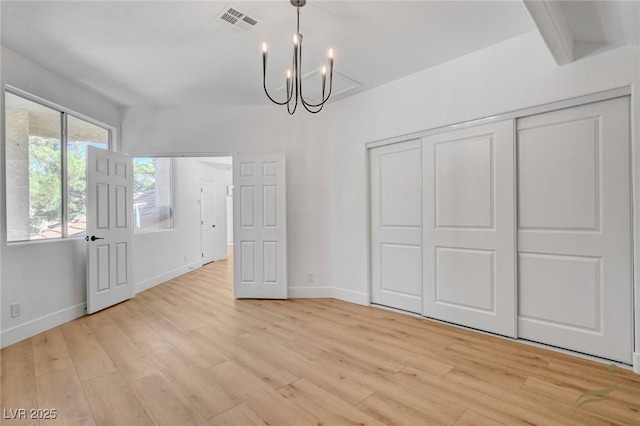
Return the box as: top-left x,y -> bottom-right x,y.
301,76 -> 333,108
262,46 -> 296,106
301,99 -> 325,114
302,76 -> 333,108
297,39 -> 334,108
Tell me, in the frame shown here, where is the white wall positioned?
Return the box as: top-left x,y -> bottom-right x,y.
121,105 -> 332,298
326,32 -> 640,357
0,46 -> 121,347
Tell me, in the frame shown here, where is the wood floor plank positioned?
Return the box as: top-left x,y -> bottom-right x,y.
107,303 -> 162,344
59,319 -> 116,382
357,392 -> 449,426
143,294 -> 207,332
31,328 -> 74,378
128,373 -> 211,426
208,404 -> 269,426
287,336 -> 466,425
1,340 -> 39,426
147,348 -> 238,419
92,324 -> 158,382
208,361 -> 320,426
399,366 -> 601,426
82,371 -> 153,426
233,332 -> 375,405
126,298 -> 226,369
279,378 -> 385,426
454,410 -> 507,426
522,375 -> 640,425
36,368 -> 96,426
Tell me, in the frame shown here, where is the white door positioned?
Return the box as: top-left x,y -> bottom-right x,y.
233,153 -> 287,299
213,177 -> 228,261
201,179 -> 216,264
517,97 -> 632,363
370,140 -> 422,314
86,147 -> 134,314
422,120 -> 516,337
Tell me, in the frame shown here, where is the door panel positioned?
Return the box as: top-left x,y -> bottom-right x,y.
201,179 -> 216,264
233,153 -> 287,299
86,147 -> 133,314
517,97 -> 632,363
423,120 -> 516,337
370,140 -> 422,314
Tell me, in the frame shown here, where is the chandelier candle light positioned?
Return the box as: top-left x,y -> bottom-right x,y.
262,0 -> 334,114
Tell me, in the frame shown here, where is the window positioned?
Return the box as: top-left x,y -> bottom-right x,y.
5,90 -> 109,242
133,157 -> 174,232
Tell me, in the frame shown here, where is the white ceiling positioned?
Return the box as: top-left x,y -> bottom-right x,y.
0,1 -> 636,108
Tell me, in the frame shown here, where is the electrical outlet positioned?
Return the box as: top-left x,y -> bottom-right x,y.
307,272 -> 315,283
10,302 -> 20,318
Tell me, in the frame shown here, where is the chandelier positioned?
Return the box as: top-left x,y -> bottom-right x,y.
262,0 -> 334,114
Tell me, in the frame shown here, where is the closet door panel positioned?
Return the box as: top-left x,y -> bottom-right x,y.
370,140 -> 422,314
517,96 -> 632,363
423,120 -> 516,337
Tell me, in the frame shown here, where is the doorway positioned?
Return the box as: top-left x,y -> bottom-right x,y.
199,157 -> 233,265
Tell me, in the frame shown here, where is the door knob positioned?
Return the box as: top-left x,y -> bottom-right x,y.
85,235 -> 105,241
212,225 -> 216,228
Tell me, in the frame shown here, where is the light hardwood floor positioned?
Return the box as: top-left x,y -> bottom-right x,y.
2,254 -> 640,425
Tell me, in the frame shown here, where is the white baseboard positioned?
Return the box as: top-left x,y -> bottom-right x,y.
135,261 -> 202,294
1,303 -> 86,349
332,287 -> 370,306
288,286 -> 333,298
634,353 -> 640,374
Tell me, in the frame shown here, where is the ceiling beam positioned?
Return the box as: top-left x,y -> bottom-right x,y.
523,0 -> 574,65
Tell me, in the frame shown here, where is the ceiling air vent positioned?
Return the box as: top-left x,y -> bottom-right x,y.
217,5 -> 258,33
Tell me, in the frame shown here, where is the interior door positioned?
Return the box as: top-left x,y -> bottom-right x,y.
233,153 -> 287,299
517,97 -> 632,363
370,139 -> 422,314
422,120 -> 516,337
213,177 -> 228,261
201,179 -> 216,264
86,147 -> 134,314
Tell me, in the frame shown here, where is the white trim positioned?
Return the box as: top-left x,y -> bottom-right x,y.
634,353 -> 640,374
1,303 -> 86,349
5,85 -> 117,141
332,287 -> 369,306
289,286 -> 333,298
126,152 -> 238,158
522,0 -> 574,65
366,86 -> 631,150
135,261 -> 201,294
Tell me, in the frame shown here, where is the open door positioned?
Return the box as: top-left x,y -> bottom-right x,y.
233,153 -> 287,299
201,179 -> 217,264
86,147 -> 134,314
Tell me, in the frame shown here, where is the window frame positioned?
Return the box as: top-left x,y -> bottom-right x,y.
132,156 -> 176,234
5,86 -> 113,243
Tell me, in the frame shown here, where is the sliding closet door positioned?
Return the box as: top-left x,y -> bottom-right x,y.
422,120 -> 516,337
517,97 -> 632,363
370,140 -> 422,314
